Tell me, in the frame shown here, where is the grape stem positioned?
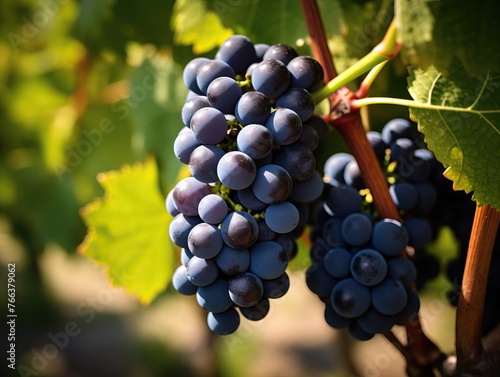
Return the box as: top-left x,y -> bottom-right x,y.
311,20 -> 400,104
351,96 -> 500,114
456,205 -> 500,375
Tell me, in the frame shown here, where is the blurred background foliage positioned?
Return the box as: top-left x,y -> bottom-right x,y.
0,1 -> 454,376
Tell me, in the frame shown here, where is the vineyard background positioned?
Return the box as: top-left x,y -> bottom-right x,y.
0,1 -> 490,376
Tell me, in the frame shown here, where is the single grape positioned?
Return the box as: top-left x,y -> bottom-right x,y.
189,144 -> 225,183
403,216 -> 433,249
357,306 -> 395,334
323,185 -> 363,217
249,241 -> 288,280
236,124 -> 274,160
207,307 -> 240,335
196,59 -> 235,94
187,223 -> 224,259
330,278 -> 371,318
298,124 -> 320,151
196,278 -> 233,313
228,272 -> 264,307
324,303 -> 352,329
186,256 -> 219,287
172,265 -> 198,295
372,219 -> 408,256
235,91 -> 272,125
287,56 -> 324,92
190,107 -> 228,145
220,211 -> 259,249
262,272 -> 290,299
263,43 -> 298,65
216,34 -> 258,74
272,143 -> 316,182
350,249 -> 388,287
240,297 -> 270,321
215,245 -> 250,277
324,247 -> 352,279
198,194 -> 228,225
341,213 -> 373,246
290,170 -> 325,203
265,108 -> 302,146
275,87 -> 315,121
387,257 -> 417,288
217,151 -> 257,190
390,182 -> 418,210
264,202 -> 300,234
251,58 -> 291,98
252,164 -> 293,204
206,76 -> 242,113
371,279 -> 408,315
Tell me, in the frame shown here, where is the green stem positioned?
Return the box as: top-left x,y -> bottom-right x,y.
352,96 -> 500,114
355,61 -> 388,98
312,50 -> 388,104
312,20 -> 399,104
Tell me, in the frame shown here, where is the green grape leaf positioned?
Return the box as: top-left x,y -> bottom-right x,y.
407,61 -> 500,209
172,0 -> 233,54
78,158 -> 174,305
396,0 -> 500,76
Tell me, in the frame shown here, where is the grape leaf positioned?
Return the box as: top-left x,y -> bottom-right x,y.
78,158 -> 174,304
407,61 -> 500,209
396,0 -> 500,76
172,0 -> 233,54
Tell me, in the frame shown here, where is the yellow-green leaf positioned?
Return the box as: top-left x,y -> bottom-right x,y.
78,158 -> 174,304
172,0 -> 233,54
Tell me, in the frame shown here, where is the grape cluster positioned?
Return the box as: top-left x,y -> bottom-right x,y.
307,186 -> 420,340
320,118 -> 442,289
167,35 -> 327,335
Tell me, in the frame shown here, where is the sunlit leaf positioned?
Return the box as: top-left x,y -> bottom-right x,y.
78,158 -> 174,304
172,0 -> 233,54
407,61 -> 500,209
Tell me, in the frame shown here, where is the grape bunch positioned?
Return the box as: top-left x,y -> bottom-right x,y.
320,118 -> 443,289
307,185 -> 420,340
167,34 -> 327,335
